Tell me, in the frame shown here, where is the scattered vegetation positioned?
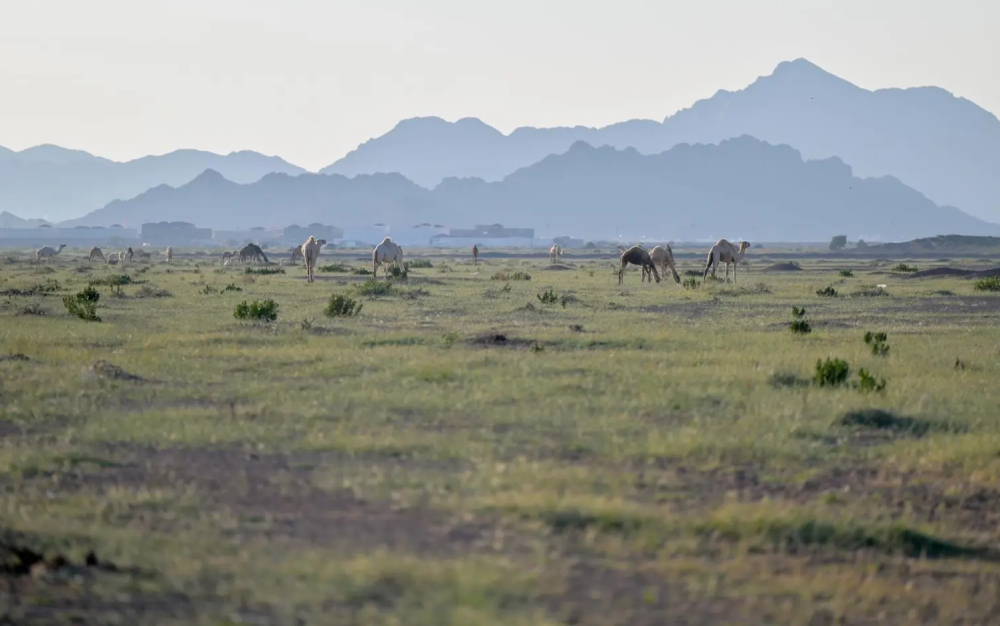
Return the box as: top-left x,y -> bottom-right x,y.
682,277 -> 700,290
816,285 -> 838,297
233,299 -> 279,322
325,293 -> 363,318
838,269 -> 854,277
244,267 -> 285,275
388,264 -> 409,280
537,288 -> 559,305
62,286 -> 101,322
318,263 -> 351,273
351,267 -> 372,276
863,331 -> 890,356
856,368 -> 887,392
789,306 -> 812,334
972,275 -> 1000,292
490,270 -> 531,281
890,263 -> 918,273
405,259 -> 433,269
813,357 -> 850,387
89,274 -> 133,295
354,278 -> 393,297
222,282 -> 242,293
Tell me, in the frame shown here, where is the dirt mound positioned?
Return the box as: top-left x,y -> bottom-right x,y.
467,333 -> 546,349
762,262 -> 803,272
87,360 -> 146,382
543,264 -> 573,271
902,266 -> 1000,279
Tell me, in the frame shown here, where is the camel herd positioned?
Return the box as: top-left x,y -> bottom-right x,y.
30,236 -> 752,287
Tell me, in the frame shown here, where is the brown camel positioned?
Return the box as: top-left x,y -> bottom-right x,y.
618,245 -> 660,284
472,244 -> 479,265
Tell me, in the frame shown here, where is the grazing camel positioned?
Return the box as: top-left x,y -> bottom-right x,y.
35,244 -> 66,263
619,245 -> 660,284
88,246 -> 104,262
549,244 -> 562,263
239,243 -> 268,265
471,244 -> 479,265
164,247 -> 173,263
373,237 -> 403,278
106,252 -> 118,265
648,245 -> 681,284
703,239 -> 751,284
221,250 -> 235,265
300,236 -> 327,283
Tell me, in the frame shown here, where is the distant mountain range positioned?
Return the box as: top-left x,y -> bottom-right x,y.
60,136 -> 998,241
5,57 -> 1000,236
0,211 -> 50,228
0,145 -> 306,222
322,58 -> 1000,223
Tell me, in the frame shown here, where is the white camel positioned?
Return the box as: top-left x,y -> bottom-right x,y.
549,244 -> 562,263
300,236 -> 327,283
88,246 -> 104,262
373,237 -> 403,278
648,245 -> 681,284
703,239 -> 751,284
35,244 -> 66,263
164,247 -> 173,263
289,246 -> 305,264
106,252 -> 118,265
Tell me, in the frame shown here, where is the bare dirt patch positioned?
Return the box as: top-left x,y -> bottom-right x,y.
542,264 -> 574,271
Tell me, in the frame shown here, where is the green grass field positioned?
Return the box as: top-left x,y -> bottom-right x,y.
2,247 -> 1000,625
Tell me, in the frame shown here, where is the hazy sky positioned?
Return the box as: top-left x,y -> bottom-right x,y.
1,0 -> 996,170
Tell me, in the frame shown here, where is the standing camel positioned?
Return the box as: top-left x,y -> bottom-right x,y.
471,244 -> 479,265
549,244 -> 562,263
300,236 -> 327,283
164,246 -> 173,263
373,237 -> 403,278
618,245 -> 660,284
89,246 -> 104,262
648,245 -> 681,283
35,244 -> 66,263
703,239 -> 751,284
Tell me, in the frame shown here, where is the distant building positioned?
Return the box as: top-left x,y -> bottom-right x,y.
141,221 -> 212,245
0,225 -> 139,247
429,224 -> 535,248
213,228 -> 284,246
283,223 -> 344,244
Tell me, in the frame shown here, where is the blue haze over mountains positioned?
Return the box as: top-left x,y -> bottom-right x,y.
4,58 -> 1000,241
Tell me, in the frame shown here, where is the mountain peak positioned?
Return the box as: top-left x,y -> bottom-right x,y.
762,57 -> 856,91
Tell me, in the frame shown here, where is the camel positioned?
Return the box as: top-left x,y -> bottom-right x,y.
472,244 -> 479,265
239,243 -> 268,265
89,246 -> 104,262
164,247 -> 173,263
35,244 -> 66,263
300,236 -> 327,283
106,252 -> 118,265
373,237 -> 403,278
136,249 -> 150,260
619,245 -> 660,285
648,245 -> 681,284
289,246 -> 304,264
549,244 -> 562,263
124,247 -> 134,264
703,239 -> 751,284
221,250 -> 235,265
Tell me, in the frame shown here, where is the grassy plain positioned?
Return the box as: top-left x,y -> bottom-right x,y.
2,246 -> 1000,625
